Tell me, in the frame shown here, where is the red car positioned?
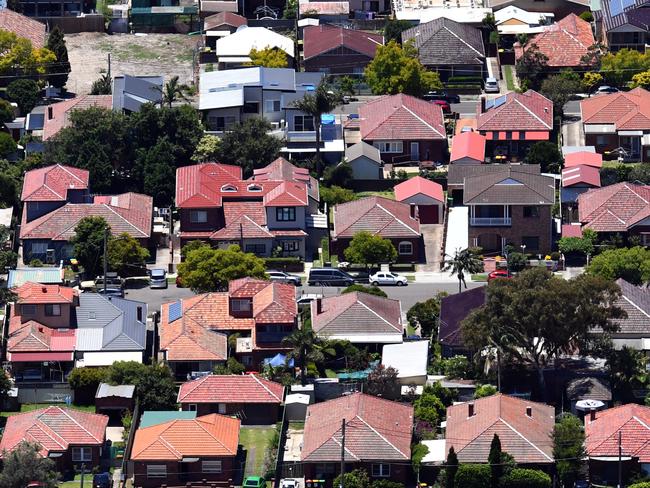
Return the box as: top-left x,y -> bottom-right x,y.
432,100 -> 451,113
487,270 -> 511,282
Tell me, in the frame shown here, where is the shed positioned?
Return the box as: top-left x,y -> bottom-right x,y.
381,340 -> 429,385
394,176 -> 444,224
450,131 -> 486,164
7,266 -> 64,288
95,383 -> 135,420
290,384 -> 315,403
285,393 -> 310,421
345,141 -> 383,180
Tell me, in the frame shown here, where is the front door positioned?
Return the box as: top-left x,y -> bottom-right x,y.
410,142 -> 420,161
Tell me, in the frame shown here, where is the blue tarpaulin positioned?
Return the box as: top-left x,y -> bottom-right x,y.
264,353 -> 294,368
321,114 -> 335,125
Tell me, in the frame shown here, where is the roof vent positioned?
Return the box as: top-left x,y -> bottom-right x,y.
526,406 -> 532,417
42,286 -> 47,293
468,402 -> 475,417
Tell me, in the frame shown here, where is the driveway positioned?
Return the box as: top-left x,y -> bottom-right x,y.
562,115 -> 584,147
420,223 -> 443,272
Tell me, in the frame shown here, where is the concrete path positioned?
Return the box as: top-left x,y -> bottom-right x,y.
445,206 -> 469,258
562,116 -> 584,147
419,224 -> 443,272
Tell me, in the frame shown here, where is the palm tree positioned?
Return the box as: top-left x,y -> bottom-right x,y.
291,82 -> 339,174
282,326 -> 334,385
157,76 -> 191,108
444,248 -> 484,293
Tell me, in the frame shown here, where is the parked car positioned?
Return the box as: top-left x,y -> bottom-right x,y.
484,77 -> 500,93
596,85 -> 619,94
297,293 -> 323,307
244,477 -> 266,488
432,99 -> 451,113
97,287 -> 125,298
422,90 -> 460,104
487,269 -> 511,282
369,271 -> 408,286
149,268 -> 168,289
267,270 -> 301,286
307,268 -> 355,287
281,480 -> 297,488
93,473 -> 112,488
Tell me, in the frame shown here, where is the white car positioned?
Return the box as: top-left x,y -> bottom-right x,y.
484,77 -> 500,93
296,293 -> 323,307
369,272 -> 408,286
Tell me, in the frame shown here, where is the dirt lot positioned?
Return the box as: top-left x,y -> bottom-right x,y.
65,32 -> 196,95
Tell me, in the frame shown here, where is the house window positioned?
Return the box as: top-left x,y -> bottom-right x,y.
276,207 -> 296,221
247,184 -> 263,192
72,447 -> 92,462
147,465 -> 167,479
371,464 -> 390,477
243,102 -> 259,114
62,244 -> 74,258
208,116 -> 236,131
641,233 -> 650,246
265,100 -> 281,112
505,131 -> 512,140
188,404 -> 197,411
242,356 -> 253,366
596,135 -> 607,145
315,464 -> 336,475
519,131 -> 525,140
231,299 -> 251,312
21,304 -> 36,315
137,306 -> 143,323
31,242 -> 48,255
190,210 -> 208,223
282,241 -> 299,252
202,460 -> 223,473
218,403 -> 227,414
45,304 -> 61,316
245,244 -> 267,254
521,236 -> 540,252
294,115 -> 315,132
398,241 -> 413,255
523,206 -> 540,218
221,184 -> 237,192
373,141 -> 403,153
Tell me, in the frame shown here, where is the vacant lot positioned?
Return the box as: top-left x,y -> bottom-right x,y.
66,32 -> 196,95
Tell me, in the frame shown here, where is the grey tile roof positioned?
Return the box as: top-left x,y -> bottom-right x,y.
96,383 -> 135,399
447,163 -> 541,186
463,167 -> 555,205
345,141 -> 382,164
402,18 -> 484,66
612,279 -> 650,334
439,286 -> 486,348
566,376 -> 612,402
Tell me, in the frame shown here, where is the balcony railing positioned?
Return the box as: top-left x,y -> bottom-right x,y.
287,131 -> 317,142
470,217 -> 512,226
257,332 -> 290,344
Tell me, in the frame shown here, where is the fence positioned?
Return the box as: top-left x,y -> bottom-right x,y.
121,400 -> 141,488
273,405 -> 289,488
40,15 -> 105,33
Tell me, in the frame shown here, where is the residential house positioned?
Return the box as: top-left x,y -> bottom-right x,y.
585,404 -> 650,485
564,150 -> 603,168
112,75 -> 163,113
177,374 -> 284,423
176,161 -> 326,257
0,407 -> 108,474
487,0 -> 590,18
394,176 -> 444,224
594,0 -> 649,52
565,376 -> 612,415
476,90 -> 553,161
203,12 -> 246,49
139,410 -> 198,428
0,8 -> 46,47
438,286 -> 486,357
310,292 -> 403,347
447,163 -> 540,202
301,393 -> 413,485
580,88 -> 650,162
199,0 -> 238,19
450,131 -> 486,164
42,96 -> 113,140
331,196 -> 422,262
159,278 -> 298,376
381,340 -> 429,386
215,27 -> 294,68
7,265 -> 64,288
494,5 -> 555,35
446,394 -> 555,466
302,24 -> 383,74
359,94 -> 447,164
298,0 -> 350,20
561,165 -> 601,222
401,18 -> 485,80
514,14 -> 596,70
576,182 -> 650,244
131,413 -> 240,488
344,141 -> 383,180
20,192 -> 153,264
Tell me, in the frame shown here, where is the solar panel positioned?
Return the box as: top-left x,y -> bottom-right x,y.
168,301 -> 182,323
494,95 -> 507,108
485,99 -> 495,110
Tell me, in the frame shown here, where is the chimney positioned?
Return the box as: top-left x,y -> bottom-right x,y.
42,286 -> 47,293
480,96 -> 486,113
47,106 -> 53,120
526,406 -> 532,418
316,298 -> 322,315
468,402 -> 475,417
589,409 -> 596,422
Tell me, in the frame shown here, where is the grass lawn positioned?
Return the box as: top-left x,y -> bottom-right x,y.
504,65 -> 515,91
59,473 -> 93,488
239,426 -> 277,478
602,160 -> 642,168
356,190 -> 394,199
471,273 -> 488,282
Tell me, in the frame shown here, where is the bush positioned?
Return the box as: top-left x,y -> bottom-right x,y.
441,355 -> 473,379
579,10 -> 594,22
629,483 -> 650,488
474,384 -> 497,398
0,132 -> 17,158
454,464 -> 491,488
28,259 -> 44,267
448,76 -> 484,83
321,237 -> 330,262
501,469 -> 551,488
372,481 -> 403,488
264,257 -> 304,272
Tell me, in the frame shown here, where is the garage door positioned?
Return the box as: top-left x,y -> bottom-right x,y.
418,205 -> 439,224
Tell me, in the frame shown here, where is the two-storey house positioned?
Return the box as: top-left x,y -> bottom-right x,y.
594,0 -> 649,52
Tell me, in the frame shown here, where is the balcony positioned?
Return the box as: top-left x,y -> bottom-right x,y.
287,131 -> 317,143
307,213 -> 328,229
257,331 -> 290,344
470,217 -> 512,226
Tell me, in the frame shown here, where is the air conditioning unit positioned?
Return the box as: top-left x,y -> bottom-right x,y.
46,249 -> 56,264
270,121 -> 280,130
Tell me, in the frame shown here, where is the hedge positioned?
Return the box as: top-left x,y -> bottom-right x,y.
501,469 -> 552,488
264,257 -> 304,272
444,84 -> 483,91
454,464 -> 491,488
448,76 -> 483,83
629,483 -> 650,488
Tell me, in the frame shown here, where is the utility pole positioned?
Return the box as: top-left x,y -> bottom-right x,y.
618,430 -> 623,488
107,53 -> 111,78
80,464 -> 85,488
339,419 -> 346,488
103,226 -> 109,295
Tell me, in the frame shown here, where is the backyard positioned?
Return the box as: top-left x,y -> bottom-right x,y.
239,426 -> 279,478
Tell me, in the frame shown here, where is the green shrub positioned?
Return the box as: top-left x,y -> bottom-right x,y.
321,236 -> 330,262
444,84 -> 483,90
372,481 -> 403,488
501,469 -> 551,488
448,76 -> 484,83
454,464 -> 491,488
579,11 -> 594,22
629,483 -> 650,488
264,257 -> 304,272
68,366 -> 108,391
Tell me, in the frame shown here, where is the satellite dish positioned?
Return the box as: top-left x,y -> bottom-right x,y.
575,399 -> 605,411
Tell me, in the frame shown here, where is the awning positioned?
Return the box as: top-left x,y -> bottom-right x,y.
9,352 -> 73,362
584,124 -> 616,134
589,456 -> 633,462
642,134 -> 650,146
619,130 -> 643,136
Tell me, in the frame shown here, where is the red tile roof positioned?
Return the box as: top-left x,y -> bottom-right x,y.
450,131 -> 486,163
7,320 -> 76,359
580,87 -> 650,130
203,11 -> 247,30
301,393 -> 413,462
446,394 -> 555,464
394,176 -> 444,203
15,282 -> 77,304
577,182 -> 650,232
515,14 -> 595,67
43,96 -> 113,140
176,163 -> 243,208
253,157 -> 320,202
562,224 -> 583,238
564,151 -> 603,168
21,164 -> 90,202
561,165 -> 601,188
477,90 -> 553,132
20,192 -> 153,240
0,406 -> 108,457
177,374 -> 284,404
263,181 -> 308,207
333,196 -> 420,239
131,414 -> 240,461
585,404 -> 650,463
0,9 -> 46,48
303,24 -> 383,59
360,94 -> 445,141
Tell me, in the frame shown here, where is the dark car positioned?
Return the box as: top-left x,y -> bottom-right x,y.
307,268 -> 355,287
422,90 -> 461,104
93,473 -> 112,488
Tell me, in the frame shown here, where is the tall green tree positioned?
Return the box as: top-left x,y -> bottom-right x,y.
384,19 -> 414,44
0,442 -> 58,488
524,141 -> 563,173
105,361 -> 177,411
156,75 -> 191,108
344,231 -> 398,270
607,346 -> 648,401
135,137 -> 177,206
0,132 -> 17,158
407,292 -> 448,337
46,26 -> 71,89
553,413 -> 586,488
445,447 -> 459,488
320,185 -> 356,206
177,244 -> 267,292
192,134 -> 221,162
444,248 -> 483,293
587,246 -> 650,285
366,364 -> 399,398
90,73 -> 112,95
488,434 -> 503,488
515,43 -> 549,90
541,74 -> 581,117
0,29 -> 56,77
282,326 -> 334,385
72,216 -> 109,277
0,99 -> 15,123
107,232 -> 149,276
6,79 -> 41,115
600,49 -> 650,86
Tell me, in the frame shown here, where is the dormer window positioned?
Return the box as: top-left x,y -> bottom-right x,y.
231,299 -> 251,312
248,184 -> 263,192
221,184 -> 237,192
45,304 -> 61,316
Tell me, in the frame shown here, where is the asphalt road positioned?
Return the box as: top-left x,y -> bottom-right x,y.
125,281 -> 486,315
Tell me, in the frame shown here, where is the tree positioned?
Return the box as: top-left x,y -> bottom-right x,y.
582,71 -> 603,95
607,346 -> 647,401
344,231 -> 398,270
90,72 -> 112,95
411,443 -> 429,482
444,248 -> 483,293
587,246 -> 650,285
214,357 -> 246,375
320,185 -> 356,206
46,26 -> 71,89
136,363 -> 177,410
68,366 -> 109,392
600,49 -> 650,86
501,469 -> 551,488
366,364 -> 399,398
0,99 -> 15,123
488,434 -> 503,488
6,79 -> 40,114
553,413 -> 586,488
72,216 -> 109,277
248,47 -> 288,68
515,43 -> 549,90
541,74 -> 580,117
157,75 -> 191,108
445,447 -> 459,488
524,141 -> 563,173
631,70 -> 650,89
178,244 -> 267,292
462,269 -> 624,399
0,370 -> 12,405
135,137 -> 177,206
364,40 -> 442,97
475,384 -> 498,398
0,442 -> 58,488
342,284 -> 387,297
384,19 -> 413,44
0,132 -> 17,158
454,464 -> 491,488
216,118 -> 283,176
105,360 -> 148,385
407,292 -> 448,338
579,10 -> 594,21
413,389 -> 446,435
0,29 -> 56,77
323,163 -> 353,187
292,82 -> 339,173
506,252 -> 527,272
283,0 -> 297,18
283,326 -> 330,385
107,232 -> 149,277
333,469 -> 371,488
629,163 -> 650,184
192,134 -> 221,162
338,76 -> 357,96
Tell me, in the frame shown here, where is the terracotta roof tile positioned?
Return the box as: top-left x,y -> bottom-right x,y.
21,164 -> 90,202
585,404 -> 650,463
252,157 -> 319,202
333,196 -> 420,239
450,131 -> 486,163
303,24 -> 383,59
177,374 -> 284,404
7,306 -> 76,355
577,182 -> 650,232
15,282 -> 77,304
394,176 -> 444,203
561,165 -> 601,188
564,151 -> 603,168
0,9 -> 46,48
43,96 -> 113,140
581,87 -> 650,130
204,11 -> 247,30
176,163 -> 243,208
477,90 -> 553,132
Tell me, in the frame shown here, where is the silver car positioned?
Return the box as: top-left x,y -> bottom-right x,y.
150,269 -> 168,289
369,271 -> 408,286
267,270 -> 301,286
484,77 -> 500,93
